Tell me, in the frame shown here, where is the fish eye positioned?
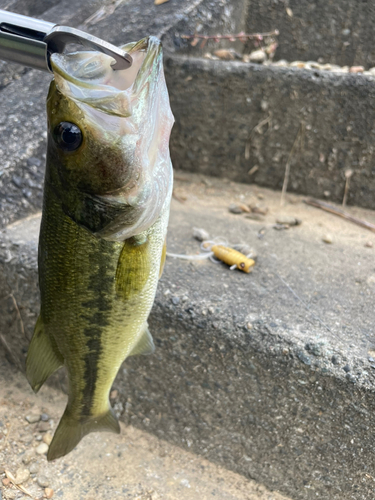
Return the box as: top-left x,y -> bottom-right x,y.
54,122 -> 82,152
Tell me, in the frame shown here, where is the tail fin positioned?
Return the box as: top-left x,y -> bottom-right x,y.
26,315 -> 64,393
47,407 -> 120,461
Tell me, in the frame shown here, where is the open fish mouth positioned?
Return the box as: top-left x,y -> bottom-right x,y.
50,37 -> 163,117
48,36 -> 174,241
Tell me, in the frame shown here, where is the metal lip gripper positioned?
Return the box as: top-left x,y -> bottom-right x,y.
0,9 -> 133,72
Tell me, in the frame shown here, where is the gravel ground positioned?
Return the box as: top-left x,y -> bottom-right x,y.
0,344 -> 290,500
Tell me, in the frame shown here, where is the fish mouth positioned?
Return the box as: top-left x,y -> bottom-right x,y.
50,36 -> 163,117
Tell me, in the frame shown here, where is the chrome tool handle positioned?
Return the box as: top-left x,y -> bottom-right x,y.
0,9 -> 132,72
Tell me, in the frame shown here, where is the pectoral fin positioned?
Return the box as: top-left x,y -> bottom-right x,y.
26,315 -> 64,393
129,323 -> 155,356
115,236 -> 150,300
159,238 -> 167,279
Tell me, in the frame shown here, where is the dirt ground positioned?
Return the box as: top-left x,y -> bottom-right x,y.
0,345 -> 290,500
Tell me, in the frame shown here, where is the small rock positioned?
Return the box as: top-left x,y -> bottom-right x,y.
45,488 -> 54,499
331,355 -> 339,365
342,28 -> 351,36
297,351 -> 311,365
110,389 -> 118,399
29,462 -> 40,474
213,48 -> 241,61
322,234 -> 333,244
368,67 -> 375,75
171,296 -> 180,305
5,489 -> 16,499
14,468 -> 30,485
245,213 -> 264,221
273,59 -> 288,67
40,413 -> 49,422
365,241 -> 373,248
228,203 -> 243,214
2,477 -> 11,486
260,100 -> 269,112
276,215 -> 301,226
26,414 -> 40,424
36,443 -> 49,455
349,66 -> 364,73
37,475 -> 50,487
22,449 -> 35,465
37,422 -> 51,432
290,61 -> 306,69
251,206 -> 268,215
248,49 -> 266,63
343,364 -> 351,373
273,223 -> 288,231
43,432 -> 53,446
368,357 -> 375,363
35,434 -> 43,441
192,228 -> 209,242
346,374 -> 356,383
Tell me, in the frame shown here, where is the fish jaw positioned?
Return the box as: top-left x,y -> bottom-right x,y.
47,36 -> 174,241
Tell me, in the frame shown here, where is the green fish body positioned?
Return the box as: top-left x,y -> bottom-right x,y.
25,37 -> 173,461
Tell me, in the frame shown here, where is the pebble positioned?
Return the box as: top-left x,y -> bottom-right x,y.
43,432 -> 53,446
322,234 -> 333,244
297,351 -> 311,365
248,49 -> 266,63
45,488 -> 54,499
290,61 -> 305,69
37,475 -> 50,487
192,227 -> 209,242
110,389 -> 118,399
276,215 -> 301,226
38,422 -> 51,432
40,413 -> 49,422
343,364 -> 351,373
22,448 -> 35,465
228,203 -> 243,214
25,414 -> 40,424
171,296 -> 180,305
36,443 -> 49,455
365,241 -> 373,248
213,49 -> 240,61
349,66 -> 364,73
14,468 -> 30,484
29,462 -> 40,474
245,213 -> 264,221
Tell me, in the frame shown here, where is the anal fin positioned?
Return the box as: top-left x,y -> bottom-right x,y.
129,323 -> 155,356
26,315 -> 64,393
47,407 -> 120,461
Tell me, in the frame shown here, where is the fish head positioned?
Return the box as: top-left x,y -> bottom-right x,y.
47,37 -> 174,239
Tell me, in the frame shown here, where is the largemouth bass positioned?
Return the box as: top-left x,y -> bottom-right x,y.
25,37 -> 174,461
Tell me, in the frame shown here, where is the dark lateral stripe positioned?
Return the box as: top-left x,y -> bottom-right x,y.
80,239 -> 116,418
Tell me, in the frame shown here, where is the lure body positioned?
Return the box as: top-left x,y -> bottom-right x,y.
211,245 -> 255,273
25,37 -> 174,460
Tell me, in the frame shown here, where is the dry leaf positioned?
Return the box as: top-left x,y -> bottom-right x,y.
190,37 -> 200,47
286,7 -> 293,17
155,0 -> 169,4
5,470 -> 36,499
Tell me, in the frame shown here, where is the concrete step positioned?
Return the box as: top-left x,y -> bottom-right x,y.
0,344 -> 291,500
1,173 -> 375,499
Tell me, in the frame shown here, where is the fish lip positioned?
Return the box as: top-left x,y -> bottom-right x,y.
50,35 -> 162,92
